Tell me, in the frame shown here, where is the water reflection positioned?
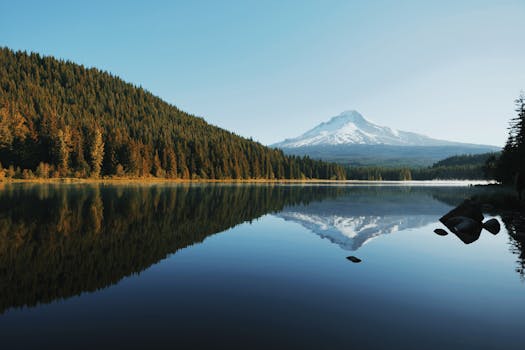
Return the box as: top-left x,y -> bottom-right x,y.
1,183 -> 524,316
501,214 -> 525,279
0,183 -> 343,314
276,187 -> 456,251
276,186 -> 525,279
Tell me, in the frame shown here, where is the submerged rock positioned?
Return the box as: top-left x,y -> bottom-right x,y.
482,218 -> 501,235
346,256 -> 362,263
433,228 -> 448,236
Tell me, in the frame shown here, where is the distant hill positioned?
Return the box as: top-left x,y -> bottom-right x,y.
0,48 -> 345,180
272,110 -> 500,167
431,152 -> 499,168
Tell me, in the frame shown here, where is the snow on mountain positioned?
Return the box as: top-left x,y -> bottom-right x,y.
273,110 -> 467,148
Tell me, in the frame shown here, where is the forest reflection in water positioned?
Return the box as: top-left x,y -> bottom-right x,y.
0,183 -> 344,314
0,183 -> 524,315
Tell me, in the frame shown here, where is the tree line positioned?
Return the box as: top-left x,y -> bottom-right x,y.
0,47 -> 346,180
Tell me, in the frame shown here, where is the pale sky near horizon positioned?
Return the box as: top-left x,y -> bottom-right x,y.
2,0 -> 524,147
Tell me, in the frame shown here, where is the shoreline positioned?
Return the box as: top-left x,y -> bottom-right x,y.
0,178 -> 495,186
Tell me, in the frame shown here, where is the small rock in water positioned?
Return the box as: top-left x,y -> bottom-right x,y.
434,228 -> 448,236
482,218 -> 501,235
346,256 -> 362,263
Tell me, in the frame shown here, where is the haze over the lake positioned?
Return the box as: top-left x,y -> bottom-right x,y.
2,0 -> 524,147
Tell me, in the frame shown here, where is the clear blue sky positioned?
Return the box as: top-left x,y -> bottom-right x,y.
2,0 -> 524,147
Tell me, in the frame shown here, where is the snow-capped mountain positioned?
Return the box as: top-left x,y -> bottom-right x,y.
272,110 -> 499,166
274,110 -> 472,148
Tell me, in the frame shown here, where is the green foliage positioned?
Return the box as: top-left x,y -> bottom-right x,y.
0,47 -> 345,180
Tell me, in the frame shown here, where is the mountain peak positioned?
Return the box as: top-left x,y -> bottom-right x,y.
271,110 -> 499,166
273,110 -> 462,148
330,110 -> 366,124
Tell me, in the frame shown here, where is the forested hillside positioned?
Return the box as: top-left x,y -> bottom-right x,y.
345,152 -> 497,181
0,48 -> 346,180
432,153 -> 497,168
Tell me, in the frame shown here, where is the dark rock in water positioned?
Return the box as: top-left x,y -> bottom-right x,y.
482,218 -> 501,235
434,228 -> 448,236
440,199 -> 484,225
439,199 -> 485,244
445,216 -> 482,235
346,256 -> 362,263
438,200 -> 502,244
444,216 -> 482,244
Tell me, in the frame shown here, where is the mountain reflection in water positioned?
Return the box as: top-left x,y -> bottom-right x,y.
276,187 -> 453,250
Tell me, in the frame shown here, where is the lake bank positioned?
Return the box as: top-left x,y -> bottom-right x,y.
0,177 -> 496,186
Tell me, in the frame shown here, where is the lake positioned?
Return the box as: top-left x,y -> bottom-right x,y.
0,183 -> 524,349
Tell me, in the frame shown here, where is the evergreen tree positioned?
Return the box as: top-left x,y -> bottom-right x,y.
491,93 -> 525,184
90,128 -> 104,178
55,127 -> 71,176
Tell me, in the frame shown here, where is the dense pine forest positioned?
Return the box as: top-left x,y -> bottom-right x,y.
0,48 -> 346,180
485,94 -> 525,184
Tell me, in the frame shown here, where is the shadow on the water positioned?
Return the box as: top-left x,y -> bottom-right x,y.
0,183 -> 344,314
501,214 -> 525,279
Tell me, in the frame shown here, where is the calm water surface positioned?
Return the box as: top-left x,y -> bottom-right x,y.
0,183 -> 524,349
